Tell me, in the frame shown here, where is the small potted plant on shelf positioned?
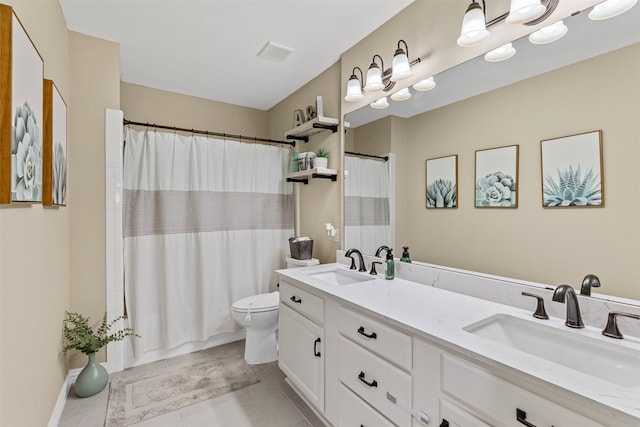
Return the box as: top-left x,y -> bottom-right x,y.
63,311 -> 138,397
313,147 -> 329,169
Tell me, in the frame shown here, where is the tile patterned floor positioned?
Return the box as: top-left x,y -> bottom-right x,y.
58,341 -> 325,427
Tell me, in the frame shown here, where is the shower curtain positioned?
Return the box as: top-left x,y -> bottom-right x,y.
344,154 -> 393,255
123,128 -> 293,356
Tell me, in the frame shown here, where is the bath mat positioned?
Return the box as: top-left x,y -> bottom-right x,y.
104,347 -> 259,426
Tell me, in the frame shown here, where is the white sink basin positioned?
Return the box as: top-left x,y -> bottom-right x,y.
307,268 -> 376,286
464,314 -> 640,389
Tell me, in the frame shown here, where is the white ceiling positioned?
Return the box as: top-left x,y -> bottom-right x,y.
59,0 -> 414,110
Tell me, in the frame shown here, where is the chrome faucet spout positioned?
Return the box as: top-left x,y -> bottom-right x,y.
375,245 -> 390,258
345,248 -> 367,272
552,284 -> 584,328
580,274 -> 601,296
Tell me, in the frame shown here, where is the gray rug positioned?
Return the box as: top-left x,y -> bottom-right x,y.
104,347 -> 259,426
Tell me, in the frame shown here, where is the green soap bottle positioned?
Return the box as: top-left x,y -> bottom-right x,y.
385,249 -> 395,280
400,246 -> 411,263
291,152 -> 299,172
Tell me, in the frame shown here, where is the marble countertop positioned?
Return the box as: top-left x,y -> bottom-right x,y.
277,263 -> 640,425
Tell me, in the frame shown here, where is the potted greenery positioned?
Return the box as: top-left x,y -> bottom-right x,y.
313,147 -> 329,169
63,311 -> 138,397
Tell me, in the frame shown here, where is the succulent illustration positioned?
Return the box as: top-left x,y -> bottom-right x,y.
543,164 -> 601,207
52,142 -> 67,205
11,101 -> 42,201
476,171 -> 516,207
427,179 -> 456,208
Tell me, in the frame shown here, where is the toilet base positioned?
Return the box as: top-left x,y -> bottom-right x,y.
243,328 -> 278,364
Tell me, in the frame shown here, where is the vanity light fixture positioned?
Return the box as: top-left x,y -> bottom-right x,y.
505,0 -> 547,24
365,55 -> 385,92
344,67 -> 364,102
484,42 -> 517,62
457,1 -> 490,47
588,0 -> 638,20
528,20 -> 568,44
370,96 -> 389,109
413,77 -> 436,91
390,40 -> 413,81
390,87 -> 412,101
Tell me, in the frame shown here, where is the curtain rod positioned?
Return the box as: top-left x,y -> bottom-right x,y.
123,119 -> 296,147
345,151 -> 389,162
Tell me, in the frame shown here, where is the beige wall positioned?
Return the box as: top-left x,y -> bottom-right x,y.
0,1 -> 69,425
67,32 -> 120,370
121,82 -> 269,136
402,44 -> 640,299
268,63 -> 342,263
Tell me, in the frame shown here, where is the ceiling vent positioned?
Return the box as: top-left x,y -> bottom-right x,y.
257,41 -> 294,63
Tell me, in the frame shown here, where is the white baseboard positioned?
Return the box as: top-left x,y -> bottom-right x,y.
47,362 -> 108,427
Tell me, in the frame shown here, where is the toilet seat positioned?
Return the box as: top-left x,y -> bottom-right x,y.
231,291 -> 279,313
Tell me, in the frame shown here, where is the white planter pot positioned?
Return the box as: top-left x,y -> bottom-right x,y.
313,157 -> 328,169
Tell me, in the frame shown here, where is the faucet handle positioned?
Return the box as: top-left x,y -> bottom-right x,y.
521,292 -> 549,319
602,311 -> 640,339
370,261 -> 382,275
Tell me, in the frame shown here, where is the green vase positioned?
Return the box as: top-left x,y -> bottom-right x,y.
75,352 -> 109,398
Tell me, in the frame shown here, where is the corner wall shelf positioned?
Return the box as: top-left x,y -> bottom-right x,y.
286,168 -> 338,184
285,116 -> 339,142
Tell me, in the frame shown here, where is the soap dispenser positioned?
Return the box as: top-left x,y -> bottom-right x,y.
400,246 -> 411,263
385,249 -> 395,280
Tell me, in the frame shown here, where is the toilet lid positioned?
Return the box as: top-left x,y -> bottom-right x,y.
231,291 -> 280,312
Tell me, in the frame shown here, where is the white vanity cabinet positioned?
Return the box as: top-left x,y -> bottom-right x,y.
278,281 -> 325,412
413,337 -> 605,427
337,305 -> 412,426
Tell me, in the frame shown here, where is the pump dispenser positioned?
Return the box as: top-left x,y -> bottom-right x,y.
400,246 -> 411,263
385,249 -> 395,280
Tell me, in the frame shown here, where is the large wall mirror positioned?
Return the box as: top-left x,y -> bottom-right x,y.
343,4 -> 640,301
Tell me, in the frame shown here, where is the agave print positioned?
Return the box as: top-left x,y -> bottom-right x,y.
52,141 -> 67,205
427,179 -> 456,208
543,164 -> 601,207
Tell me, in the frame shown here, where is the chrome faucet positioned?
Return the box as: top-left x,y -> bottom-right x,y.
580,274 -> 601,296
552,285 -> 584,328
375,245 -> 390,258
345,248 -> 367,272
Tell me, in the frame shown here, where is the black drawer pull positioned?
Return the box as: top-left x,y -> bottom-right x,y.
439,420 -> 449,427
313,338 -> 321,357
516,409 -> 537,427
290,296 -> 302,304
357,371 -> 378,387
357,326 -> 377,339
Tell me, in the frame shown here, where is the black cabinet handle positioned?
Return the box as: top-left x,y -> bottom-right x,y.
290,296 -> 302,304
439,420 -> 449,427
516,409 -> 537,427
357,326 -> 377,339
313,338 -> 321,357
357,371 -> 378,387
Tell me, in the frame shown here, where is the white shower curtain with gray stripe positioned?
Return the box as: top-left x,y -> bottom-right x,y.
344,154 -> 393,255
123,128 -> 293,356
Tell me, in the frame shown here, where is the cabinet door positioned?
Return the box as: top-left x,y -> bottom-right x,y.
278,304 -> 324,411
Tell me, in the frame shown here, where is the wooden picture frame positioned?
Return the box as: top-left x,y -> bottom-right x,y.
0,5 -> 44,203
426,155 -> 458,209
43,79 -> 67,206
540,130 -> 604,208
475,145 -> 519,208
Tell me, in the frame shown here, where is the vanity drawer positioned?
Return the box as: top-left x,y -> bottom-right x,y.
339,306 -> 411,370
442,354 -> 605,427
339,335 -> 411,426
338,384 -> 395,427
279,281 -> 324,325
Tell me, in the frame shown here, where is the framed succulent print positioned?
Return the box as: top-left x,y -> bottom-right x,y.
0,5 -> 45,203
43,79 -> 67,206
475,145 -> 518,208
541,130 -> 603,208
426,155 -> 457,209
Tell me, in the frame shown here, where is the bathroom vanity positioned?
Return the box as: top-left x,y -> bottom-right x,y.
277,260 -> 640,427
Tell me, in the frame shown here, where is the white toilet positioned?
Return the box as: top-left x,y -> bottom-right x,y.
231,257 -> 319,364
